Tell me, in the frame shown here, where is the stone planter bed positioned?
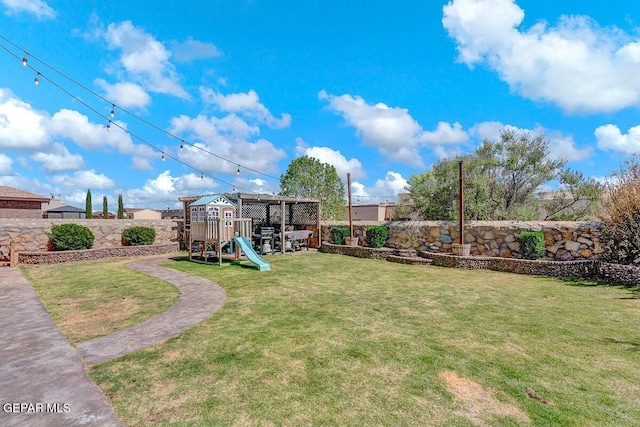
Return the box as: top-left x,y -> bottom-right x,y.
320,243 -> 640,287
18,243 -> 179,265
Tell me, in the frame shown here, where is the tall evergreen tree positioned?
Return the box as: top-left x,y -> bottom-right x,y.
117,194 -> 124,219
85,189 -> 92,219
103,195 -> 109,219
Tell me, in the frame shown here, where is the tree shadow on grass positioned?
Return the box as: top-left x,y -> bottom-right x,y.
601,338 -> 640,352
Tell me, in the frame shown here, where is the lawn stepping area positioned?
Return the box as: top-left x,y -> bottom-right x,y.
76,256 -> 226,365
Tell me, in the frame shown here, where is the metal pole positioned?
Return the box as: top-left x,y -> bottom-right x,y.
459,160 -> 464,246
347,173 -> 354,238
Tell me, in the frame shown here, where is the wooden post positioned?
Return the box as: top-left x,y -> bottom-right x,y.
280,200 -> 286,254
459,160 -> 464,246
317,200 -> 322,248
10,241 -> 17,267
347,173 -> 354,239
217,218 -> 223,267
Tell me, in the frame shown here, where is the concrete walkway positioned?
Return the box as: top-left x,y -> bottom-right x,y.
0,267 -> 124,427
77,256 -> 227,364
1,255 -> 228,426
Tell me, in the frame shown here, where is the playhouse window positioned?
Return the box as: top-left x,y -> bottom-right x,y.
207,207 -> 220,219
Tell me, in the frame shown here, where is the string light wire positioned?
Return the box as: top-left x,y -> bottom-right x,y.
0,39 -> 256,192
0,34 -> 280,182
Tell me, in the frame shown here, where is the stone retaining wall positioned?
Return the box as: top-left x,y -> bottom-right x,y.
320,243 -> 639,286
423,252 -> 598,280
18,243 -> 179,264
322,221 -> 604,261
597,262 -> 640,287
0,218 -> 179,263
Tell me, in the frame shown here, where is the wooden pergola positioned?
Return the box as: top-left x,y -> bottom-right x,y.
179,193 -> 322,253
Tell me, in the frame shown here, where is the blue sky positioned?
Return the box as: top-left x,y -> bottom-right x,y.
1,0 -> 640,210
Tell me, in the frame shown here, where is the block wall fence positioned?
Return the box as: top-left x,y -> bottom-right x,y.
0,218 -> 179,263
321,220 -> 605,262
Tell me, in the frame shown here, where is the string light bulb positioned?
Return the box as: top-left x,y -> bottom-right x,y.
22,56 -> 27,67
180,140 -> 184,152
110,105 -> 115,119
200,172 -> 204,180
161,152 -> 166,161
236,165 -> 240,176
106,121 -> 111,132
34,72 -> 40,86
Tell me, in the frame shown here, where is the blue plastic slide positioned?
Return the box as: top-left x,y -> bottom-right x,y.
232,236 -> 271,272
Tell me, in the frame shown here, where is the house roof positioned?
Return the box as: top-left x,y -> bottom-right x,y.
0,186 -> 50,202
191,194 -> 236,207
161,209 -> 183,218
46,205 -> 85,213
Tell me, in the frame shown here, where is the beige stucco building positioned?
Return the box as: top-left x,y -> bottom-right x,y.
125,208 -> 162,220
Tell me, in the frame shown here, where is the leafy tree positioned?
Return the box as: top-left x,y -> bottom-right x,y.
406,130 -> 602,220
543,169 -> 603,220
85,189 -> 92,219
102,195 -> 109,219
280,155 -> 346,220
117,194 -> 124,219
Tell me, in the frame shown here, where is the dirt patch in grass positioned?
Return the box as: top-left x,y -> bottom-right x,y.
440,370 -> 530,426
63,297 -> 140,341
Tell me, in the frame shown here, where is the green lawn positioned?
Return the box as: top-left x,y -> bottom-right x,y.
29,253 -> 640,426
22,257 -> 179,344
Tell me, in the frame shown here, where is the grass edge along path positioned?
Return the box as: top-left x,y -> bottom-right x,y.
22,256 -> 179,345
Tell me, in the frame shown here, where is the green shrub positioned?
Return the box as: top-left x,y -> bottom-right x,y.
365,225 -> 389,248
49,223 -> 95,251
330,227 -> 349,245
517,231 -> 545,260
122,226 -> 156,246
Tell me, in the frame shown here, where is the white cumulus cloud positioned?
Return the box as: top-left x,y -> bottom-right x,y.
0,88 -> 50,151
31,143 -> 85,172
104,21 -> 189,99
595,124 -> 640,155
51,170 -> 116,190
200,88 -> 291,129
48,109 -> 156,165
319,90 -> 469,167
170,114 -> 286,176
295,137 -> 365,181
0,153 -> 13,175
443,0 -> 640,113
351,171 -> 409,204
125,170 -> 220,208
94,79 -> 151,109
0,0 -> 55,19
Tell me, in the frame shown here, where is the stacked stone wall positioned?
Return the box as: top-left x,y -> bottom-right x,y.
320,242 -> 639,286
322,221 -> 603,261
0,218 -> 179,263
18,243 -> 179,264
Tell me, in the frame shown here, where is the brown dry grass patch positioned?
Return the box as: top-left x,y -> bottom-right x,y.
440,370 -> 530,426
